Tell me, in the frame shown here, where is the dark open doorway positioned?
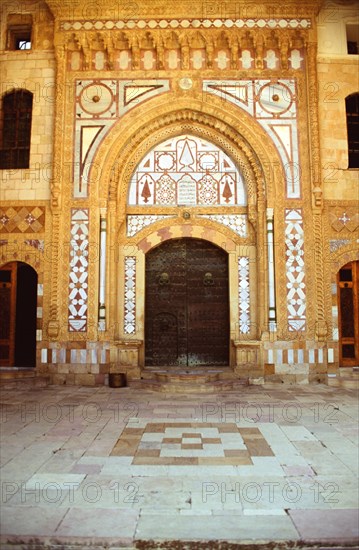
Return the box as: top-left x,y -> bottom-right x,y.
337,260 -> 359,367
0,261 -> 37,367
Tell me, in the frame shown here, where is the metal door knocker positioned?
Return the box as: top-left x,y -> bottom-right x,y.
158,272 -> 170,286
203,272 -> 214,286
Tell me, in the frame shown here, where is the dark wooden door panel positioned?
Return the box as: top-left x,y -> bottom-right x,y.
0,262 -> 37,367
338,261 -> 359,367
0,263 -> 17,366
145,238 -> 229,367
145,239 -> 187,366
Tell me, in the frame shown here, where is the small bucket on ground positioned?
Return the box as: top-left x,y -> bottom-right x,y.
109,373 -> 127,388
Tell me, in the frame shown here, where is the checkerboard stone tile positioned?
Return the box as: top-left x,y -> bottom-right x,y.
111,423 -> 274,465
0,206 -> 45,233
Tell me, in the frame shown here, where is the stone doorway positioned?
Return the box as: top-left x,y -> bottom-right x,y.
337,260 -> 359,367
145,238 -> 229,367
0,261 -> 37,367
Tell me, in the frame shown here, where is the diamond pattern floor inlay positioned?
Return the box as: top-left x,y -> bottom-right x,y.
111,422 -> 273,465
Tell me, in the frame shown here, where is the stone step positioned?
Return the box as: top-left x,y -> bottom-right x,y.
155,371 -> 220,384
141,366 -> 229,377
0,369 -> 36,379
327,367 -> 359,389
0,370 -> 50,390
128,376 -> 248,393
126,366 -> 249,393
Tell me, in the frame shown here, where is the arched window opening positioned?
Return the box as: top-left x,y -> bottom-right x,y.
346,92 -> 359,169
0,89 -> 33,169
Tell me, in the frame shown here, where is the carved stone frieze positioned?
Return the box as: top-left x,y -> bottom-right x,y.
46,0 -> 322,20
59,28 -> 307,73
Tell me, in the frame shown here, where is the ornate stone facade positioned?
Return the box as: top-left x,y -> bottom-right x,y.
0,0 -> 358,385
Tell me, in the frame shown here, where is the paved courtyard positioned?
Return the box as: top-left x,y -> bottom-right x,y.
0,382 -> 358,549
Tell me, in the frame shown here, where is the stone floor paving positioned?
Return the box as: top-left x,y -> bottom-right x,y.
0,383 -> 358,549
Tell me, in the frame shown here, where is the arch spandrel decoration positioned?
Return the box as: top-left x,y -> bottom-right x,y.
203,79 -> 301,199
128,134 -> 247,208
99,99 -> 283,210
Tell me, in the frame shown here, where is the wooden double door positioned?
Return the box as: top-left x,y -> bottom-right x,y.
145,238 -> 229,367
338,261 -> 359,367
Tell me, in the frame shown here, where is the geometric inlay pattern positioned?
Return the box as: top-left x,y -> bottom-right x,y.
124,256 -> 136,334
285,209 -> 306,332
0,206 -> 45,233
329,239 -> 351,254
203,79 -> 300,198
62,19 -> 312,31
24,239 -> 45,252
238,257 -> 251,334
200,214 -> 247,237
68,209 -> 89,332
127,215 -> 175,237
111,423 -> 274,465
329,208 -> 359,233
128,135 -> 246,206
74,79 -> 170,198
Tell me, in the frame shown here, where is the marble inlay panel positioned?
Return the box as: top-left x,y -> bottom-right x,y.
200,214 -> 247,237
128,135 -> 246,207
0,206 -> 45,233
203,79 -> 300,198
111,423 -> 274,465
124,256 -> 136,334
238,257 -> 251,334
127,215 -> 175,237
285,209 -> 306,332
68,209 -> 89,332
62,19 -> 312,32
74,79 -> 170,198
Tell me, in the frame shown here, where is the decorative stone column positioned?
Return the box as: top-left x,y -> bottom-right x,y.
307,40 -> 327,341
266,208 -> 277,332
98,210 -> 107,331
47,43 -> 66,339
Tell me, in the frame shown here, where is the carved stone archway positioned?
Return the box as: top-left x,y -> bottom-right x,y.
89,96 -> 287,377
330,246 -> 359,369
92,93 -> 285,210
0,259 -> 41,368
111,220 -> 258,372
